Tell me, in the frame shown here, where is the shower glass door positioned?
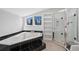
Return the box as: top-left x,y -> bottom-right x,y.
66,8 -> 78,42
54,11 -> 65,45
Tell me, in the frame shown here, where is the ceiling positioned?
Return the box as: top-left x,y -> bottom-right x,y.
0,8 -> 65,17
0,8 -> 48,17
32,8 -> 65,15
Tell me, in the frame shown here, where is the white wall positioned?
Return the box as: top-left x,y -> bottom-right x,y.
0,9 -> 22,37
78,9 -> 79,41
23,9 -> 60,31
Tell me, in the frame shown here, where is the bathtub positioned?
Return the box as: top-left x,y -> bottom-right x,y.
0,32 -> 46,51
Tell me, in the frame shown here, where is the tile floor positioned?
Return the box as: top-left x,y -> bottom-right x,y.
42,40 -> 66,51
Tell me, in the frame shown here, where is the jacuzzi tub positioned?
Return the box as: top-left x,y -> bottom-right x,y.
0,32 -> 45,51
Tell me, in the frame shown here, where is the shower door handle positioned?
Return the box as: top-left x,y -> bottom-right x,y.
53,32 -> 54,39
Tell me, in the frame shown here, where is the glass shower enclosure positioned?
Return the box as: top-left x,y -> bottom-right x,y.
54,11 -> 66,46
43,8 -> 78,49
66,8 -> 78,46
54,8 -> 78,47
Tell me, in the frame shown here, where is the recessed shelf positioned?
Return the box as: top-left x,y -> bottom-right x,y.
43,14 -> 53,40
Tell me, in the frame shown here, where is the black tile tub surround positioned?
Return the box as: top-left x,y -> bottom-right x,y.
10,37 -> 43,51
0,44 -> 9,51
0,30 -> 46,51
0,31 -> 23,41
0,30 -> 43,41
23,30 -> 43,33
0,36 -> 45,51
